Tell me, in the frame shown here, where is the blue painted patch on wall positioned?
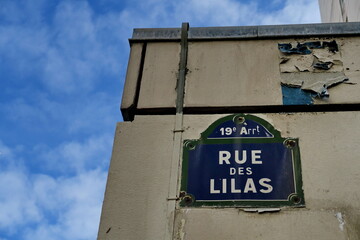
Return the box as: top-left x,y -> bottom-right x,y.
281,85 -> 315,105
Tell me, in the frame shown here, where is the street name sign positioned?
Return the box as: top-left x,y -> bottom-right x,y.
180,114 -> 305,208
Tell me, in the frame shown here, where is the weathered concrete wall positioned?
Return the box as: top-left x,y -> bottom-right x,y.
97,116 -> 175,240
319,0 -> 344,22
137,42 -> 180,109
279,37 -> 360,104
98,113 -> 360,240
121,43 -> 143,110
121,35 -> 360,115
176,113 -> 360,240
319,0 -> 360,23
101,23 -> 360,240
185,40 -> 282,107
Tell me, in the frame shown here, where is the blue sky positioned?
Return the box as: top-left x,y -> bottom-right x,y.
0,1 -> 320,239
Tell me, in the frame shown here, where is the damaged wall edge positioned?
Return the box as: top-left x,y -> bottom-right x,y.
278,38 -> 354,104
120,43 -> 147,121
128,104 -> 360,117
130,22 -> 360,42
122,22 -> 360,121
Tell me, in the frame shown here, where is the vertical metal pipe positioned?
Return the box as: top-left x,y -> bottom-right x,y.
165,22 -> 189,240
176,22 -> 189,113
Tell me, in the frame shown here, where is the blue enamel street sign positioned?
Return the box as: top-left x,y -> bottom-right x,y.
180,114 -> 304,208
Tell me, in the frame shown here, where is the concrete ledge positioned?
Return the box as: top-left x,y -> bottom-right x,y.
132,28 -> 181,41
131,22 -> 360,41
189,26 -> 258,39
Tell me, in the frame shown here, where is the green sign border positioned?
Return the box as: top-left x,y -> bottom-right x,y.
180,114 -> 305,208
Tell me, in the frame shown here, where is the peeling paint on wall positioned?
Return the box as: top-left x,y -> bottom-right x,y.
280,54 -> 314,73
335,212 -> 345,231
322,40 -> 339,53
278,40 -> 343,74
281,85 -> 315,105
281,72 -> 349,97
278,40 -> 339,55
278,43 -> 312,55
175,219 -> 186,240
278,40 -> 354,104
243,208 -> 281,214
301,74 -> 349,96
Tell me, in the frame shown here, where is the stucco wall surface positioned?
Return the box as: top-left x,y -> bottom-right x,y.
98,112 -> 360,240
184,40 -> 282,107
97,116 -> 176,240
121,43 -> 144,109
121,37 -> 360,111
319,0 -> 360,22
137,42 -> 180,109
177,112 -> 360,240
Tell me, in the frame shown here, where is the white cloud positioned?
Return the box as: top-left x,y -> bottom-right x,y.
0,24 -> 48,80
43,1 -> 97,93
62,93 -> 120,134
1,98 -> 48,125
38,134 -> 112,174
0,141 -> 107,240
0,0 -> 46,25
42,0 -> 126,94
259,0 -> 321,25
24,170 -> 106,240
0,141 -> 14,160
26,170 -> 106,240
172,0 -> 258,26
0,171 -> 42,232
1,92 -> 119,138
115,0 -> 320,29
1,0 -> 125,95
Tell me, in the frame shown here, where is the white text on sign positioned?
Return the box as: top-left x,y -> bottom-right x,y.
210,150 -> 273,194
